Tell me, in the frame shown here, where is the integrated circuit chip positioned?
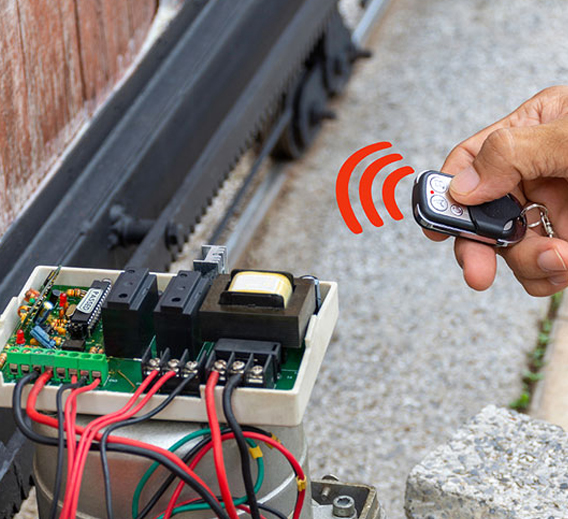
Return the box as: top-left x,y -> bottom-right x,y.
69,280 -> 112,339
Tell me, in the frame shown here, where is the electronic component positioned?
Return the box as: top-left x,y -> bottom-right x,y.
141,345 -> 206,395
22,266 -> 60,326
205,338 -> 282,388
153,270 -> 213,358
37,301 -> 54,326
102,268 -> 158,358
221,270 -> 293,308
61,339 -> 86,352
199,272 -> 316,349
4,346 -> 108,382
69,279 -> 112,339
30,325 -> 56,349
0,264 -> 338,426
48,289 -> 62,306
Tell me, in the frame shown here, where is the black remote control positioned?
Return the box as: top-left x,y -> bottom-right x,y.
412,170 -> 526,246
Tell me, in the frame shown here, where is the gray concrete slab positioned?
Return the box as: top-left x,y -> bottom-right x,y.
237,0 -> 568,516
405,405 -> 568,519
531,302 -> 568,431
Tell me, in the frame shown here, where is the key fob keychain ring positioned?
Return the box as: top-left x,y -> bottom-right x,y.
412,170 -> 556,247
521,203 -> 556,238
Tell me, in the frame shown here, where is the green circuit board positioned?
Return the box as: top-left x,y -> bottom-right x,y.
0,273 -> 304,392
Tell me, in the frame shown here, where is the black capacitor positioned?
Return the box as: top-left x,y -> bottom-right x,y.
153,270 -> 213,359
49,289 -> 61,306
102,268 -> 159,358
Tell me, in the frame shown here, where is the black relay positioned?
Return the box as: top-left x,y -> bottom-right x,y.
153,270 -> 213,358
102,268 -> 158,358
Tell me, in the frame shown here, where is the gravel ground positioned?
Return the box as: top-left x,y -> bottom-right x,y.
235,0 -> 568,517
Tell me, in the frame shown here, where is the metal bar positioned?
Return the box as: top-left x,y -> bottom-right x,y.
225,163 -> 290,265
352,0 -> 393,46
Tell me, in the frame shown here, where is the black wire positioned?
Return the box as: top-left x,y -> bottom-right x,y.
99,373 -> 196,519
258,503 -> 289,519
223,373 -> 261,519
135,424 -> 273,519
49,377 -> 86,519
135,432 -> 215,519
11,373 -> 230,519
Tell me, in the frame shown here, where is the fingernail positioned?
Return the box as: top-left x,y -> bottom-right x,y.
538,248 -> 568,273
450,166 -> 480,195
549,274 -> 568,286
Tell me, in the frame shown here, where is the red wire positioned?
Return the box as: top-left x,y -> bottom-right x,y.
237,504 -> 267,519
25,371 -> 219,519
65,370 -> 176,519
204,371 -> 240,519
64,375 -> 98,503
164,430 -> 306,519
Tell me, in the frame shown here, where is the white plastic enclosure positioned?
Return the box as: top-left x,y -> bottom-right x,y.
0,266 -> 338,426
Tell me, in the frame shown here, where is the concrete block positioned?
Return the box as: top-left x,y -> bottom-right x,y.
405,405 -> 568,519
531,317 -> 568,431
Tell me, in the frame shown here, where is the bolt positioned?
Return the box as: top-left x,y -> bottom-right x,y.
250,365 -> 264,376
320,485 -> 332,502
332,495 -> 355,518
148,358 -> 160,369
167,359 -> 180,371
184,360 -> 198,371
231,360 -> 246,372
214,359 -> 227,372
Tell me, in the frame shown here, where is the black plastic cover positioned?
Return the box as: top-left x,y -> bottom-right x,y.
469,195 -> 523,240
102,268 -> 158,358
154,270 -> 213,358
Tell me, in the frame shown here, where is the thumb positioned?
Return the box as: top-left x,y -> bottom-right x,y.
448,122 -> 568,205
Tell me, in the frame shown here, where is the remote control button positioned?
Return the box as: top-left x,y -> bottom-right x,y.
450,204 -> 464,216
430,176 -> 449,193
431,195 -> 448,212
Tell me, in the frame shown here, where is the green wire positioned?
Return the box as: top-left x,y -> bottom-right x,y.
132,428 -> 264,519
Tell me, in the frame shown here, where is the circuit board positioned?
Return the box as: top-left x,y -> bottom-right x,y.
0,278 -> 304,392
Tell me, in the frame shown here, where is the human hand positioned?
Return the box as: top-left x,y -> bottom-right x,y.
426,86 -> 568,296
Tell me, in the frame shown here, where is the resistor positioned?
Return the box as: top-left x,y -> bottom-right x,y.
53,337 -> 62,346
24,289 -> 40,302
59,309 -> 65,319
56,327 -> 66,336
66,288 -> 86,298
18,305 -> 29,318
0,352 -> 7,369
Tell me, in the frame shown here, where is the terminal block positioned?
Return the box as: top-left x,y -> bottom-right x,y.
140,345 -> 206,395
205,338 -> 282,388
5,346 -> 108,383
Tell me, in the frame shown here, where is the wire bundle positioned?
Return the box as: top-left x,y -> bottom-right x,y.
12,367 -> 306,519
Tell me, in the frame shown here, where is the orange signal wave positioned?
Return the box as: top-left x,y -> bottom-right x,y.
335,142 -> 392,234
